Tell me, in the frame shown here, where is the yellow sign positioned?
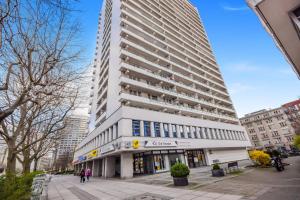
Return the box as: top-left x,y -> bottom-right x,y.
88,150 -> 98,158
132,140 -> 140,149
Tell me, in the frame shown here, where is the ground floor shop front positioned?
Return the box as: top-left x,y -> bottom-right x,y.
74,148 -> 248,179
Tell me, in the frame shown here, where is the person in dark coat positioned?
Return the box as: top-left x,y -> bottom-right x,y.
80,169 -> 85,183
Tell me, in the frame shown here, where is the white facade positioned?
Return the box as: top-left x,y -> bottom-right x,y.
247,0 -> 300,78
74,0 -> 252,179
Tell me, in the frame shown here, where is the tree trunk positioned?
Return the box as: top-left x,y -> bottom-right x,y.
33,157 -> 39,171
6,141 -> 16,174
22,148 -> 32,174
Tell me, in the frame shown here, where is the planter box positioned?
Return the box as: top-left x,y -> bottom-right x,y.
212,169 -> 225,177
173,176 -> 189,186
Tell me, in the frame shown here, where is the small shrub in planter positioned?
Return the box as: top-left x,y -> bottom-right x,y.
211,164 -> 225,177
170,163 -> 190,186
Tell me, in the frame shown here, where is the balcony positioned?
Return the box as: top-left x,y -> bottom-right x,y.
119,92 -> 239,124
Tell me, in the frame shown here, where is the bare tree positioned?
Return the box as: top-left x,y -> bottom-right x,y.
0,0 -> 84,174
0,0 -> 81,122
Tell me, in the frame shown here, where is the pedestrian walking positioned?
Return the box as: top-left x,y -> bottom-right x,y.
80,169 -> 85,183
86,168 -> 91,181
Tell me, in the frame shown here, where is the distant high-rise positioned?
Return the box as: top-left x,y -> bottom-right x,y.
74,0 -> 251,179
54,115 -> 89,170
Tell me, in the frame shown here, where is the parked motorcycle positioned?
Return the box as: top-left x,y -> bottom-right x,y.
271,157 -> 285,172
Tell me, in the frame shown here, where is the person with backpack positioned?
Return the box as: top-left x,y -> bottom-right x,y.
80,169 -> 85,183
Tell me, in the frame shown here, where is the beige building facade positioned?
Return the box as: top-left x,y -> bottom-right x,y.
240,108 -> 295,150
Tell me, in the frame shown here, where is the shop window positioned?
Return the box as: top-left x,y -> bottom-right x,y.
186,126 -> 192,138
172,124 -> 177,138
179,125 -> 184,138
163,123 -> 169,137
154,122 -> 161,137
153,155 -> 166,172
132,120 -> 141,136
144,121 -> 151,137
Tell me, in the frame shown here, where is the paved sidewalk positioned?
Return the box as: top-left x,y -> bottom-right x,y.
48,175 -> 242,200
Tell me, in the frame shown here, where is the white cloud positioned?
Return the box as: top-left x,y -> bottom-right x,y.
223,6 -> 249,11
228,82 -> 254,95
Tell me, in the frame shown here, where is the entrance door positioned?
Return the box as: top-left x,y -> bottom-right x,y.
187,152 -> 196,168
115,157 -> 120,177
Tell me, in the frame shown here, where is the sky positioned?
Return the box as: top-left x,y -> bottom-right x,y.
75,0 -> 300,118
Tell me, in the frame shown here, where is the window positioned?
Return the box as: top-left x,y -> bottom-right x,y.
132,120 -> 141,136
163,123 -> 169,137
172,124 -> 177,138
291,7 -> 300,38
204,128 -> 209,139
214,129 -> 219,139
279,122 -> 287,127
186,126 -> 192,138
192,127 -> 197,138
144,121 -> 151,137
199,127 -> 204,139
115,123 -> 118,138
154,122 -> 161,137
209,128 -> 214,139
179,125 -> 184,138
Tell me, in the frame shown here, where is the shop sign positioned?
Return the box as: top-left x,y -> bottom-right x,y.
125,141 -> 131,148
132,139 -> 140,149
78,156 -> 87,161
145,140 -> 178,148
88,150 -> 98,159
113,142 -> 122,149
101,145 -> 115,154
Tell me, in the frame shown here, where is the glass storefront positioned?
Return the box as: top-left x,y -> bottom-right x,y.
187,150 -> 207,168
133,150 -> 184,175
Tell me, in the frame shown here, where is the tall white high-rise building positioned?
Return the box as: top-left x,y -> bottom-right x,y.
74,0 -> 251,179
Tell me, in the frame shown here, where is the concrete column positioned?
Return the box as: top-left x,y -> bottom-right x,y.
183,125 -> 188,138
92,160 -> 95,176
140,121 -> 144,137
113,124 -> 117,140
119,119 -> 132,137
191,126 -> 195,139
160,123 -> 164,138
204,149 -> 212,165
120,152 -> 133,179
150,121 -> 155,137
103,157 -> 115,178
196,127 -> 201,139
169,124 -> 173,138
164,155 -> 170,171
179,154 -> 186,164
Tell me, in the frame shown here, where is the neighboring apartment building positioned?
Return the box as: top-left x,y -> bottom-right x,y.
240,107 -> 296,150
73,0 -> 251,179
247,0 -> 300,77
282,99 -> 300,134
53,115 -> 89,171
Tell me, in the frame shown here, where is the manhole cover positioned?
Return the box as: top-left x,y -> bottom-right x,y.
124,193 -> 172,200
